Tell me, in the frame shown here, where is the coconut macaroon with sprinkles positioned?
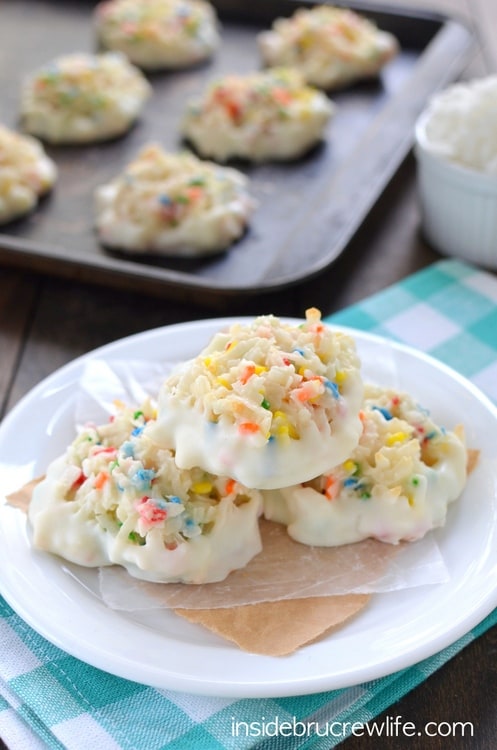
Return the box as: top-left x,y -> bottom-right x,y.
258,5 -> 398,91
94,0 -> 220,71
95,144 -> 255,255
20,52 -> 151,144
264,384 -> 468,546
0,124 -> 57,224
182,67 -> 334,162
151,309 -> 364,490
28,400 -> 263,584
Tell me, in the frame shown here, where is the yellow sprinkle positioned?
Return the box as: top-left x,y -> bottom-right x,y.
335,370 -> 347,384
203,357 -> 211,367
343,459 -> 356,473
273,410 -> 286,420
298,366 -> 307,376
225,340 -> 237,351
386,432 -> 410,446
191,481 -> 213,494
254,365 -> 267,375
216,377 -> 231,389
276,423 -> 299,439
113,398 -> 126,410
407,494 -> 415,507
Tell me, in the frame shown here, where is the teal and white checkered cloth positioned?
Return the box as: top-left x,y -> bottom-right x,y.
1,259 -> 496,750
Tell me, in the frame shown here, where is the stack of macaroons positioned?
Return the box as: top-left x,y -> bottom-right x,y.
28,311 -> 468,585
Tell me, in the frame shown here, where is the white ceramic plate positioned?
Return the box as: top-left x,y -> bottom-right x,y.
1,319 -> 497,698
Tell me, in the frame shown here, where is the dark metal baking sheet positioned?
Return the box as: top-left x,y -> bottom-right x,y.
0,0 -> 474,298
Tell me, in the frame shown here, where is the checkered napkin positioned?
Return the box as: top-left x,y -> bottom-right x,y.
1,259 -> 497,750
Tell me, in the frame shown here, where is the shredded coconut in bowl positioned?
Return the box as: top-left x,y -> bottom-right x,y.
28,401 -> 263,583
419,75 -> 497,174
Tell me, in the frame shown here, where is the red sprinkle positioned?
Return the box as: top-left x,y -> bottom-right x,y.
239,422 -> 260,435
225,478 -> 237,495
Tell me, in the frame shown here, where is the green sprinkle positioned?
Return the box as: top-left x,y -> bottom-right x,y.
128,531 -> 146,545
175,195 -> 190,205
412,477 -> 420,486
189,176 -> 206,186
133,410 -> 144,420
360,492 -> 371,499
261,398 -> 271,410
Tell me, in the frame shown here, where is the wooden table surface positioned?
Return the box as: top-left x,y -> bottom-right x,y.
1,1 -> 497,748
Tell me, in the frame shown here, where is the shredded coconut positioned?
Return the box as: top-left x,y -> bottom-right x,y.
420,75 -> 497,174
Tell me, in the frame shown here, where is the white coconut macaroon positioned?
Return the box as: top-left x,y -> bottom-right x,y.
95,144 -> 255,255
182,67 -> 334,162
28,401 -> 263,584
258,5 -> 398,90
150,309 -> 364,490
0,124 -> 57,224
264,384 -> 468,546
20,52 -> 151,144
94,0 -> 220,70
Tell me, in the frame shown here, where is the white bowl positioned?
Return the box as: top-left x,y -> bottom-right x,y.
414,112 -> 497,269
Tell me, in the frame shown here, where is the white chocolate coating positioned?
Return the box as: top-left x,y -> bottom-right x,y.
264,384 -> 467,545
21,52 -> 151,144
182,67 -> 334,162
0,124 -> 56,224
28,402 -> 263,583
94,0 -> 219,70
95,145 -> 255,255
258,6 -> 398,90
151,309 -> 364,489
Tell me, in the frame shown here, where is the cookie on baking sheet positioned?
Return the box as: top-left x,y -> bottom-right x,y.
0,124 -> 57,225
21,52 -> 151,144
258,5 -> 399,90
94,0 -> 220,70
182,67 -> 334,162
95,144 -> 255,255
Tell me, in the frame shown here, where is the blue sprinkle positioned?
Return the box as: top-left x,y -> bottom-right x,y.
372,406 -> 393,421
131,426 -> 144,437
154,498 -> 168,510
324,380 -> 340,399
117,484 -> 124,492
184,518 -> 196,528
131,468 -> 156,489
425,430 -> 437,440
121,441 -> 135,458
293,348 -> 305,356
158,194 -> 172,206
343,477 -> 359,488
169,495 -> 183,504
